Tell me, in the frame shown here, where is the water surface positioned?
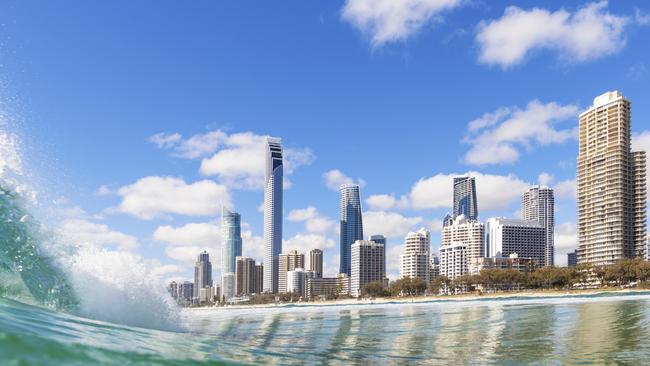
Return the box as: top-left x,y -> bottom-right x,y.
2,292 -> 650,365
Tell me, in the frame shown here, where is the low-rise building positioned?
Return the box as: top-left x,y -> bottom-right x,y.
469,254 -> 537,275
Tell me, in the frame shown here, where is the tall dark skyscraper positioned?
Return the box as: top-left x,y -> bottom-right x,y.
453,176 -> 478,220
263,138 -> 283,293
193,251 -> 212,298
340,184 -> 363,275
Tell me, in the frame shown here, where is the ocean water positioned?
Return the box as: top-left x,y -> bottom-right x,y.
2,293 -> 650,365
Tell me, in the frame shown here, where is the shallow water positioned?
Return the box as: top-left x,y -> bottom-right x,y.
2,292 -> 650,365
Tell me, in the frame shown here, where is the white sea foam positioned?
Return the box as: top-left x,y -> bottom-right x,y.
59,247 -> 182,331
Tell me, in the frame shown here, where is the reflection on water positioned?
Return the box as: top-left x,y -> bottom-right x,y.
183,295 -> 650,365
4,294 -> 650,365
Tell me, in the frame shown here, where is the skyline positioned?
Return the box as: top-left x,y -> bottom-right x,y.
0,1 -> 649,285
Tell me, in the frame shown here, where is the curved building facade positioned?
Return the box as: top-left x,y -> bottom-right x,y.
340,184 -> 363,275
263,138 -> 283,293
221,207 -> 242,274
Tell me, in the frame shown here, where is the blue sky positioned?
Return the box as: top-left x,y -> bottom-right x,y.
0,0 -> 649,281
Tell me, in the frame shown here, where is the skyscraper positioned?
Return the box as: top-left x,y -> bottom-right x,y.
485,218 -> 546,266
340,184 -> 363,275
193,251 -> 212,298
442,215 -> 484,260
308,249 -> 323,278
350,240 -> 385,297
522,186 -> 555,266
278,250 -> 305,293
263,137 -> 283,293
577,91 -> 647,265
399,228 -> 431,282
453,176 -> 478,220
235,256 -> 256,296
221,207 -> 242,274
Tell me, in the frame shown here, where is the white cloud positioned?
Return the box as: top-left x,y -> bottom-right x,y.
149,130 -> 313,190
635,8 -> 650,25
242,229 -> 265,263
164,246 -> 208,266
463,100 -> 578,165
323,169 -> 366,191
554,179 -> 577,200
283,233 -> 336,254
288,206 -> 318,221
538,172 -> 555,186
94,185 -> 113,196
555,221 -> 578,266
148,132 -> 182,149
112,176 -> 230,220
386,244 -> 403,280
632,131 -> 650,153
476,1 -> 630,68
288,206 -> 337,235
341,0 -> 462,46
59,219 -> 138,251
363,211 -> 423,239
153,222 -> 220,247
407,171 -> 531,212
366,194 -> 409,211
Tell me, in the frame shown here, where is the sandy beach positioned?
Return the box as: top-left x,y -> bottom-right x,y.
185,288 -> 650,312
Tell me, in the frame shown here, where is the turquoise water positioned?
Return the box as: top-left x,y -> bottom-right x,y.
2,292 -> 650,365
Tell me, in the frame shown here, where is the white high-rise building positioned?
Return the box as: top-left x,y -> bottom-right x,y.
441,215 -> 484,260
485,218 -> 546,266
263,138 -> 283,293
522,186 -> 555,266
439,242 -> 468,280
350,240 -> 385,297
399,228 -> 431,282
577,91 -> 647,265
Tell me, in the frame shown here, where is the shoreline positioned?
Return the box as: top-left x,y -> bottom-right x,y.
185,288 -> 650,312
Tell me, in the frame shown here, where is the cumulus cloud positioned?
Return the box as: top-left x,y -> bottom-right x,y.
111,176 -> 230,220
148,132 -> 182,150
632,130 -> 650,153
476,1 -> 630,68
463,100 -> 578,165
366,194 -> 409,211
554,179 -> 577,200
323,169 -> 366,191
59,219 -> 138,251
406,171 -> 531,212
363,211 -> 423,239
555,221 -> 578,266
149,130 -> 313,190
283,233 -> 336,254
153,222 -> 220,247
288,206 -> 337,235
341,0 -> 462,46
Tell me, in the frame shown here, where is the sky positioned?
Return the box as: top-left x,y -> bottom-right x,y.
0,0 -> 649,282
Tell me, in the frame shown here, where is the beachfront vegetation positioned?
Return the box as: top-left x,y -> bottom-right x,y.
419,258 -> 650,296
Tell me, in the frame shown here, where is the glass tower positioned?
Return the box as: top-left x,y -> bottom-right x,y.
263,138 -> 283,293
221,206 -> 242,274
193,251 -> 212,298
453,176 -> 478,220
340,184 -> 363,275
